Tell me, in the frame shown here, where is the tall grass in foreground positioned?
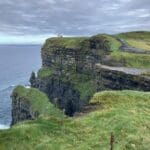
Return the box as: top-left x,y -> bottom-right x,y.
0,90 -> 150,150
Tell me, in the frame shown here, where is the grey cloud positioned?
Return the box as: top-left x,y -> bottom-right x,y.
0,0 -> 149,37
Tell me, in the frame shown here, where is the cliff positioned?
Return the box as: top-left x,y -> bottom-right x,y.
33,33 -> 150,116
11,86 -> 63,125
11,32 -> 150,121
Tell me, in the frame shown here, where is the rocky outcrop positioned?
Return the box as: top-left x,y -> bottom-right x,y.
11,90 -> 38,125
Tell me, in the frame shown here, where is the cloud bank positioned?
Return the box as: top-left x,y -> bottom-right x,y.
0,0 -> 149,43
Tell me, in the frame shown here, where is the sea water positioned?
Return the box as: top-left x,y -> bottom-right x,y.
0,45 -> 41,129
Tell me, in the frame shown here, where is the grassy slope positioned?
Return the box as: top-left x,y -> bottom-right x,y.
126,39 -> 150,51
109,31 -> 150,68
111,51 -> 150,68
0,90 -> 150,150
117,31 -> 150,51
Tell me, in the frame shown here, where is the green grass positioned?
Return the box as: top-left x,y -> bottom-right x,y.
126,39 -> 150,51
111,51 -> 150,68
12,86 -> 63,118
117,31 -> 150,39
109,32 -> 150,68
38,67 -> 53,79
44,37 -> 88,50
116,31 -> 150,51
99,34 -> 121,51
0,90 -> 150,150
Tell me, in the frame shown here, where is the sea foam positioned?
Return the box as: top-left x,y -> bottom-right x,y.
0,124 -> 10,130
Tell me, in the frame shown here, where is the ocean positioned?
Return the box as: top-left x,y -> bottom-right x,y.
0,45 -> 41,129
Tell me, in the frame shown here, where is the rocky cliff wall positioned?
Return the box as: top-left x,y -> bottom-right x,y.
36,35 -> 150,116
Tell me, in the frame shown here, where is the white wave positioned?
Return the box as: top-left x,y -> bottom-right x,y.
25,85 -> 31,89
10,85 -> 15,87
0,124 -> 10,130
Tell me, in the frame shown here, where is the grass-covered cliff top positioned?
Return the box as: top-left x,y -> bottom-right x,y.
43,37 -> 89,50
12,86 -> 63,118
117,31 -> 150,39
43,31 -> 150,52
42,31 -> 150,69
42,34 -> 119,55
0,90 -> 150,149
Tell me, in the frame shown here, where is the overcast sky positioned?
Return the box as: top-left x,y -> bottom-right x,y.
0,0 -> 150,44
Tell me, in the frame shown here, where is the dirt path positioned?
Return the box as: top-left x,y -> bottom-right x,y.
96,63 -> 150,76
118,38 -> 150,54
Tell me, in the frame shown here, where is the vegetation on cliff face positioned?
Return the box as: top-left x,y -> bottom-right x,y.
0,90 -> 150,150
38,67 -> 54,79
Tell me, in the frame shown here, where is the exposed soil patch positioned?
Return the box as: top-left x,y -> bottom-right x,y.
96,63 -> 150,75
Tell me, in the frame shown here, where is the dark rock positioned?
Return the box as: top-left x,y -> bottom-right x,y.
95,67 -> 150,91
37,76 -> 81,116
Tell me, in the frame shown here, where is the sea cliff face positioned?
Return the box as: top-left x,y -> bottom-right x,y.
34,35 -> 150,116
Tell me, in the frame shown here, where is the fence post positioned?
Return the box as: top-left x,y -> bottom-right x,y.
110,132 -> 115,150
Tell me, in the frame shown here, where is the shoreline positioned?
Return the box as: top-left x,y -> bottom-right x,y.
0,124 -> 10,130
